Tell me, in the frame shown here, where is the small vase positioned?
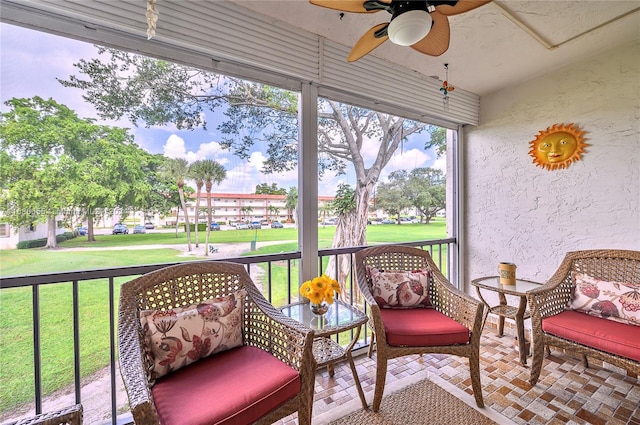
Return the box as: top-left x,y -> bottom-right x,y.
309,300 -> 329,316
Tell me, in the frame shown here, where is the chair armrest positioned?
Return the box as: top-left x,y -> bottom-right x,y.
527,269 -> 574,321
244,281 -> 316,372
430,267 -> 486,336
117,291 -> 161,424
4,404 -> 83,425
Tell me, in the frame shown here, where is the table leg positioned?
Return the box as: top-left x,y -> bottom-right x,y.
515,295 -> 528,366
498,292 -> 507,337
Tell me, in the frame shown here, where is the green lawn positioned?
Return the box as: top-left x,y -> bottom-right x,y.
0,220 -> 447,413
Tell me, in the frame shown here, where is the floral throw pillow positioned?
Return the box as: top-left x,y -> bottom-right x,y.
140,289 -> 245,380
568,273 -> 640,326
368,267 -> 431,308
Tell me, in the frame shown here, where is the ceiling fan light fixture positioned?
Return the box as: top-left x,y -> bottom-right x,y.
387,10 -> 432,46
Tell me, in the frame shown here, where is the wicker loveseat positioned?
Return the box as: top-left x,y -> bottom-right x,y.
528,249 -> 640,386
118,261 -> 316,425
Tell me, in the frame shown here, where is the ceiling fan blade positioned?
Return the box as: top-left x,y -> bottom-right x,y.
434,0 -> 492,16
410,11 -> 450,56
347,23 -> 389,62
309,0 -> 383,13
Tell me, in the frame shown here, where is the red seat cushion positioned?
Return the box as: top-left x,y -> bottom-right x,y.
379,308 -> 470,347
542,310 -> 640,362
151,345 -> 300,425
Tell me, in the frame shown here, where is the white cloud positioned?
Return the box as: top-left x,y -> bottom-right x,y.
163,134 -> 188,158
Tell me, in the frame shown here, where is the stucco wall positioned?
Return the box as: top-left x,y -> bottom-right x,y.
463,41 -> 639,288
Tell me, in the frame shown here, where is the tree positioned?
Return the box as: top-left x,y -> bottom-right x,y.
240,205 -> 253,222
0,96 -> 154,247
200,160 -> 226,256
70,126 -> 157,241
425,126 -> 447,158
61,49 -> 429,283
255,182 -> 287,195
375,168 -> 446,224
161,157 -> 192,251
267,205 -> 280,222
375,171 -> 413,223
285,187 -> 298,224
404,168 -> 446,223
0,97 -> 83,248
188,160 -> 207,247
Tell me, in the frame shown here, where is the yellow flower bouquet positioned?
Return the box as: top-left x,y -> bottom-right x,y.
300,274 -> 341,315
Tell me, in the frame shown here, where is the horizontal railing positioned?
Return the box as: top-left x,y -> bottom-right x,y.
0,238 -> 455,424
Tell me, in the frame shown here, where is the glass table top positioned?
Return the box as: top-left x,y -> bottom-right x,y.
471,276 -> 542,295
279,300 -> 367,335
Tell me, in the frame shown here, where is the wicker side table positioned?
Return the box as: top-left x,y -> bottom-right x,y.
471,276 -> 541,366
280,300 -> 368,409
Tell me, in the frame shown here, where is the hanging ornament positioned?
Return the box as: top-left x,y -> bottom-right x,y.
146,0 -> 159,40
439,63 -> 455,110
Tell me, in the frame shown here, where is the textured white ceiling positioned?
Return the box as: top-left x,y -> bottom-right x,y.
234,1 -> 640,96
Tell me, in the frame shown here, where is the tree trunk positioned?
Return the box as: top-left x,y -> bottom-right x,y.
326,184 -> 372,301
205,184 -> 212,256
87,215 -> 96,242
194,186 -> 201,248
174,205 -> 180,237
46,215 -> 57,248
179,188 -> 192,252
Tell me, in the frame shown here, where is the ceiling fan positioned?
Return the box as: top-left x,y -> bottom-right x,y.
309,0 -> 492,62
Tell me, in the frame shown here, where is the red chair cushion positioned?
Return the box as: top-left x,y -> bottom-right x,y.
542,310 -> 640,362
151,345 -> 300,425
380,308 -> 470,347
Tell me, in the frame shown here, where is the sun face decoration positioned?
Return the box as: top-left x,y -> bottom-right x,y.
529,123 -> 587,171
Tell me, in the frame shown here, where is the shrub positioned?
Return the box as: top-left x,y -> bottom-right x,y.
17,232 -> 77,249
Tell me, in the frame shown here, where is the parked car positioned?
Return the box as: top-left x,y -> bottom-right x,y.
112,224 -> 129,234
381,219 -> 394,224
144,222 -> 155,229
133,225 -> 146,234
249,221 -> 262,229
76,226 -> 87,236
270,221 -> 283,228
210,223 -> 221,231
235,222 -> 249,230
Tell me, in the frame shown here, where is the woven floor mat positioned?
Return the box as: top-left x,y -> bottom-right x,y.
327,378 -> 499,425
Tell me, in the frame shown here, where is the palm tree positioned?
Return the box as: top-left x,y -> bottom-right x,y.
161,157 -> 192,252
188,160 -> 206,248
201,160 -> 227,256
267,205 -> 280,222
241,205 -> 253,222
285,186 -> 298,225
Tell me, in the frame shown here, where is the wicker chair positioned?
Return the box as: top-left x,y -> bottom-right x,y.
527,249 -> 640,386
118,261 -> 316,425
354,245 -> 486,411
4,404 -> 82,425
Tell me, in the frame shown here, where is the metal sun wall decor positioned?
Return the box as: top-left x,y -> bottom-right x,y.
440,63 -> 454,111
529,123 -> 588,171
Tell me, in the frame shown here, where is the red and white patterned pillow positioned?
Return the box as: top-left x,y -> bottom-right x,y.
368,267 -> 431,308
140,289 -> 246,380
568,273 -> 640,326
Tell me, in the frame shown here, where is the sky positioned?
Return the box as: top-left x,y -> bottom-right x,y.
0,23 -> 444,196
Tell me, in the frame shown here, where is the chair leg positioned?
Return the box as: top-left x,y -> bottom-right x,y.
372,356 -> 388,412
468,353 -> 484,408
582,354 -> 589,368
367,332 -> 375,358
529,343 -> 545,386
